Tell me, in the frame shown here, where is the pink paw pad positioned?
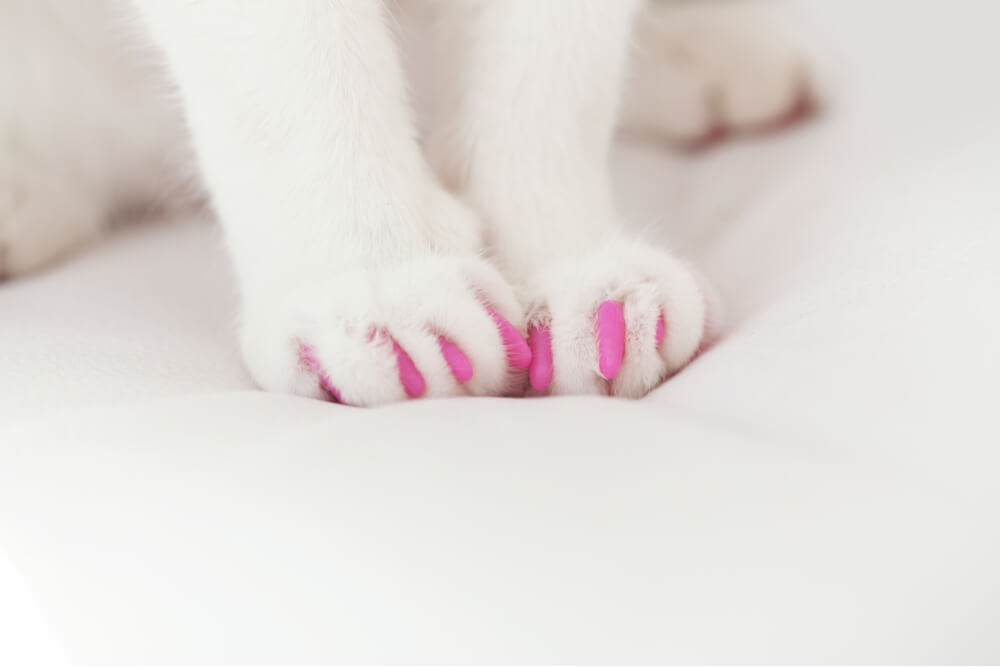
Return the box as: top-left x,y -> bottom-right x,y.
486,306 -> 532,370
438,336 -> 473,383
655,312 -> 666,347
595,300 -> 626,380
527,323 -> 553,392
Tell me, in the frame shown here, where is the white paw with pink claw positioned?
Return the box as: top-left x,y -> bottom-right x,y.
524,240 -> 712,398
240,257 -> 529,407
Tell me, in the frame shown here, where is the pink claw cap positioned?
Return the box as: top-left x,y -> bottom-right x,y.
528,323 -> 553,392
486,306 -> 532,369
319,375 -> 346,404
392,340 -> 425,398
655,312 -> 666,347
438,336 -> 473,383
299,344 -> 347,404
595,300 -> 626,380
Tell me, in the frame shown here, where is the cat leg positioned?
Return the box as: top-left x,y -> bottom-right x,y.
136,0 -> 527,405
427,0 -> 711,397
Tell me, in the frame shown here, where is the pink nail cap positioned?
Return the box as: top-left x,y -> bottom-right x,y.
438,336 -> 473,383
528,323 -> 553,392
486,307 -> 532,369
300,344 -> 346,404
655,312 -> 666,347
392,340 -> 425,398
596,300 -> 625,380
319,374 -> 345,404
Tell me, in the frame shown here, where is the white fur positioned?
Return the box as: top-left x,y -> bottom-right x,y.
622,1 -> 814,141
0,0 -> 192,276
0,0 -> 812,403
413,0 -> 716,398
527,239 -> 711,398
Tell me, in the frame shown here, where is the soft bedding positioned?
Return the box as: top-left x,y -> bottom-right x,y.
1,1 -> 999,662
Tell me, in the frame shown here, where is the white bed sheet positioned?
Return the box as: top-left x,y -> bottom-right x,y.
2,1 -> 999,662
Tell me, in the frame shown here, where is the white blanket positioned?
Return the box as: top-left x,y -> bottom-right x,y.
2,1 -> 998,662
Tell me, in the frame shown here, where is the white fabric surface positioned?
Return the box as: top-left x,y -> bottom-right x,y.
2,2 -> 999,662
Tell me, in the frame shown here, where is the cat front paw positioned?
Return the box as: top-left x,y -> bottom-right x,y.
241,257 -> 529,406
522,240 -> 714,398
624,2 -> 818,144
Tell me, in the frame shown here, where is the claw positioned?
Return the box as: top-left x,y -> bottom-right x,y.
299,344 -> 347,404
438,336 -> 473,383
486,306 -> 532,369
391,340 -> 425,398
596,300 -> 625,380
528,323 -> 553,392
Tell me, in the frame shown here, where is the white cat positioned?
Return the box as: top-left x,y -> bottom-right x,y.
0,0 -> 813,405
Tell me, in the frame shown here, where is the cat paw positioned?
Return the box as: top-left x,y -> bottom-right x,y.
523,240 -> 713,398
624,2 -> 817,144
241,257 -> 530,407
